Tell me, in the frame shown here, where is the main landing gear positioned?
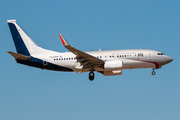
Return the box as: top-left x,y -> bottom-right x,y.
89,71 -> 95,81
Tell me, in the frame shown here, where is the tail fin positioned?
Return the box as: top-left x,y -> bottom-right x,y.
7,20 -> 44,56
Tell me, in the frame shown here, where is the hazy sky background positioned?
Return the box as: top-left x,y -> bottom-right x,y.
1,0 -> 180,120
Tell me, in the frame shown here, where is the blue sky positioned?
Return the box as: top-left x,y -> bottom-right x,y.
0,0 -> 180,120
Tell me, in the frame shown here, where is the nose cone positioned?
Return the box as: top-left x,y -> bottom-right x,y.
166,56 -> 173,63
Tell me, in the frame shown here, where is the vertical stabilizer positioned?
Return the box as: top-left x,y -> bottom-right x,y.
7,20 -> 45,56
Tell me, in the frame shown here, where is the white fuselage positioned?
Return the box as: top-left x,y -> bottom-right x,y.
33,49 -> 172,72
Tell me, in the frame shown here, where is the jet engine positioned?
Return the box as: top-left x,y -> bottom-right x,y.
103,60 -> 123,70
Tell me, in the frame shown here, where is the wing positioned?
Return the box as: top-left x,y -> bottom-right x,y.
59,34 -> 104,68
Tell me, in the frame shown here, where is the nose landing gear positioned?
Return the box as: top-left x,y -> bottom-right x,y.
152,70 -> 156,75
152,68 -> 156,75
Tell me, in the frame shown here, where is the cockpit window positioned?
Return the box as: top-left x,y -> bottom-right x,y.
157,53 -> 165,55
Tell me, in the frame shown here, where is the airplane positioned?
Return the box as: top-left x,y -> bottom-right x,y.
7,20 -> 173,81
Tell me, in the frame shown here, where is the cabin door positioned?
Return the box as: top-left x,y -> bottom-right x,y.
43,59 -> 48,66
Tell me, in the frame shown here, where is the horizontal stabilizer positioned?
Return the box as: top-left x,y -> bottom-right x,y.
7,51 -> 30,60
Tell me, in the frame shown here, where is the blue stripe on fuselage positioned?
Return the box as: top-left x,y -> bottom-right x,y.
8,23 -> 30,56
16,57 -> 73,72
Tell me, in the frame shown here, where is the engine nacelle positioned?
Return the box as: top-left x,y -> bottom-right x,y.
104,60 -> 123,70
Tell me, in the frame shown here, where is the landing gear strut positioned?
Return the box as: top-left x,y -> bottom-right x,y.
89,71 -> 95,81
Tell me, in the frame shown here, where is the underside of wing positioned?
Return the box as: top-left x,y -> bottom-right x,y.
59,34 -> 104,69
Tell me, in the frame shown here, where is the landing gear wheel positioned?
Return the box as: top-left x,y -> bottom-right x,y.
89,72 -> 95,81
152,71 -> 156,75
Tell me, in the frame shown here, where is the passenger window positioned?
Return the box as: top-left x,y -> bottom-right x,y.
122,55 -> 124,57
117,55 -> 119,57
138,53 -> 143,57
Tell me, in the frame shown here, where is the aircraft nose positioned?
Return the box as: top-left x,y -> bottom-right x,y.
166,56 -> 173,63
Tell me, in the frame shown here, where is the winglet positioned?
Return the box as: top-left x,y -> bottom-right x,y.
59,34 -> 69,46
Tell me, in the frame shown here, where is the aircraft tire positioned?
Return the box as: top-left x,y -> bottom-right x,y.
152,71 -> 156,75
89,72 -> 95,81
